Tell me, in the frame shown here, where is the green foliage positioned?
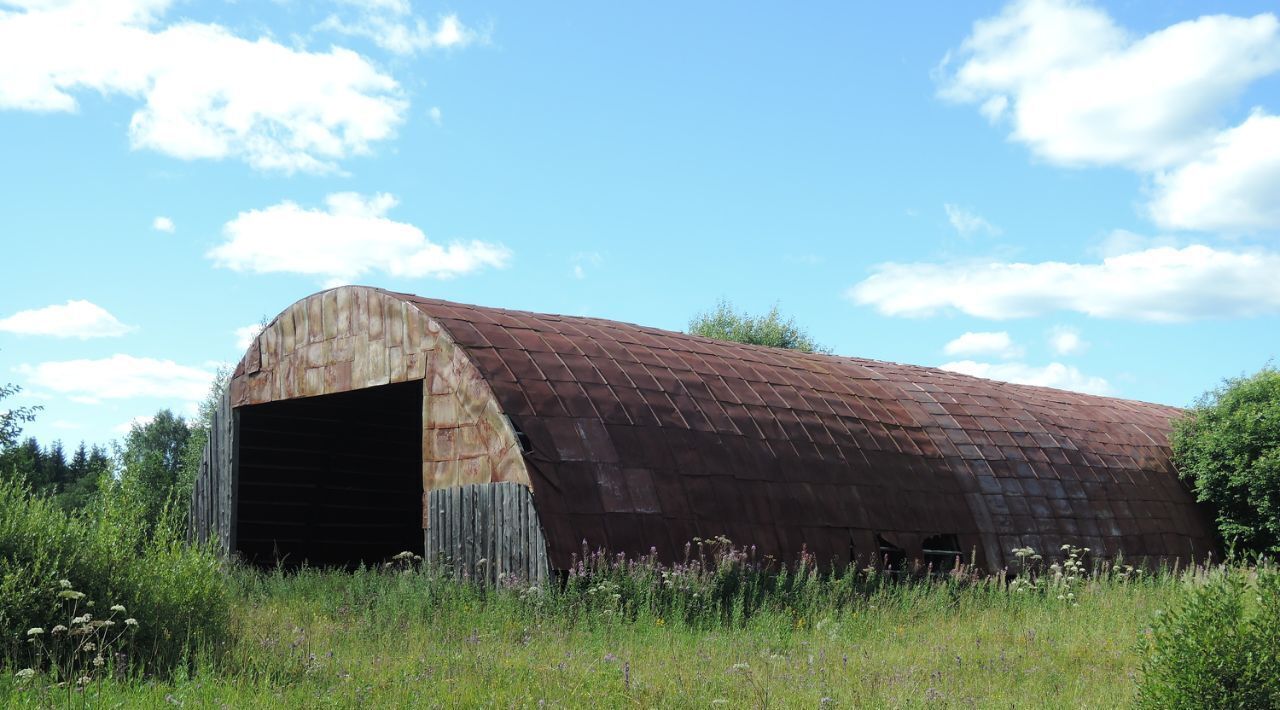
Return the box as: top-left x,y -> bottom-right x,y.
1172,367 -> 1280,555
1,438 -> 110,512
0,477 -> 231,677
0,383 -> 40,455
118,409 -> 192,533
0,548 -> 1200,706
0,383 -> 40,453
1137,566 -> 1280,709
688,299 -> 830,354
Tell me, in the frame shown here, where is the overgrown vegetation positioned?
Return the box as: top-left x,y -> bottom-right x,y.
0,477 -> 232,680
1137,565 -> 1280,709
1,536 -> 1262,707
1172,366 -> 1280,556
688,299 -> 831,353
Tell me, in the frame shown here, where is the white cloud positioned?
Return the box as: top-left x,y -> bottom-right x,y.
1090,229 -> 1181,258
943,331 -> 1022,359
1048,325 -> 1087,355
1149,111 -> 1280,232
940,359 -> 1111,395
0,0 -> 407,173
0,300 -> 135,338
319,6 -> 482,56
944,203 -> 1001,236
941,1 -> 1280,231
941,1 -> 1280,170
209,192 -> 512,283
114,414 -> 154,434
427,106 -> 442,126
16,354 -> 213,402
848,245 -> 1280,322
50,419 -> 81,430
570,251 -> 603,280
152,215 -> 174,233
234,323 -> 264,351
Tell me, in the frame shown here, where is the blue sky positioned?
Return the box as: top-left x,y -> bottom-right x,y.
2,0 -> 1278,448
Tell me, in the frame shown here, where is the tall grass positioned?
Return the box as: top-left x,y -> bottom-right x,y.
0,477 -> 231,679
4,532 -> 1224,707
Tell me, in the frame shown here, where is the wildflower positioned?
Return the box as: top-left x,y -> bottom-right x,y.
656,618 -> 665,627
125,618 -> 139,627
52,625 -> 67,634
15,668 -> 35,681
58,590 -> 85,600
93,655 -> 105,668
84,642 -> 96,652
729,663 -> 750,673
72,614 -> 91,625
110,604 -> 126,613
27,627 -> 44,636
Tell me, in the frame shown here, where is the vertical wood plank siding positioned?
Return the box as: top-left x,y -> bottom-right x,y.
187,388 -> 237,552
426,482 -> 549,585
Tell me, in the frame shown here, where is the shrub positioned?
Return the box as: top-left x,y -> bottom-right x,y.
1172,367 -> 1280,556
1137,566 -> 1280,709
0,477 -> 231,677
688,300 -> 830,353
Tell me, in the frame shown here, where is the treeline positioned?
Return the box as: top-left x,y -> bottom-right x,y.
0,439 -> 110,511
0,368 -> 228,525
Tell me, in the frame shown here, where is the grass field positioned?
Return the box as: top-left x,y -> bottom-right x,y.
2,550 -> 1196,709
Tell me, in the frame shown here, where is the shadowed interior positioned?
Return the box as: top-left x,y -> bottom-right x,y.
234,380 -> 423,568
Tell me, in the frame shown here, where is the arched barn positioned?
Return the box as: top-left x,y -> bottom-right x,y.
189,286 -> 1216,579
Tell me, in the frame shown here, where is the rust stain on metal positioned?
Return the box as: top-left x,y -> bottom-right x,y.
225,286 -> 1216,571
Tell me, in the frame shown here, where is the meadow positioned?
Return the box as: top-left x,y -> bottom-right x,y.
1,541 -> 1217,709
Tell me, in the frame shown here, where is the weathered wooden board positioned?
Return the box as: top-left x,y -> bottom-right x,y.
425,482 -> 549,585
187,387 -> 237,553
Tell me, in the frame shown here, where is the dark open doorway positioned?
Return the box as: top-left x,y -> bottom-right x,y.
235,380 -> 423,568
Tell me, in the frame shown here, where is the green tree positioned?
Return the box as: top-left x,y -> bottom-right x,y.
119,409 -> 192,530
688,299 -> 830,354
0,382 -> 40,452
1171,366 -> 1280,556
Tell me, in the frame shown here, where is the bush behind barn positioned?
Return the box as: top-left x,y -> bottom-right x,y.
0,477 -> 231,676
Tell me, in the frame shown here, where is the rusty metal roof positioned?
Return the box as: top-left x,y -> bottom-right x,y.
377,290 -> 1215,570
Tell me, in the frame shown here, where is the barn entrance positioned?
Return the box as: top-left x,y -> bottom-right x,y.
234,380 -> 423,568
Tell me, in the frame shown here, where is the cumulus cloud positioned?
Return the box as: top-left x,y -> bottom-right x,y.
1047,325 -> 1087,355
940,359 -> 1111,395
234,323 -> 264,351
319,4 -> 482,56
944,204 -> 1001,237
940,0 -> 1280,231
1149,111 -> 1280,232
427,106 -> 443,126
942,331 -> 1022,359
0,0 -> 407,173
152,215 -> 174,233
16,354 -> 213,401
209,192 -> 512,283
940,0 -> 1280,170
0,300 -> 135,338
848,245 -> 1280,322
